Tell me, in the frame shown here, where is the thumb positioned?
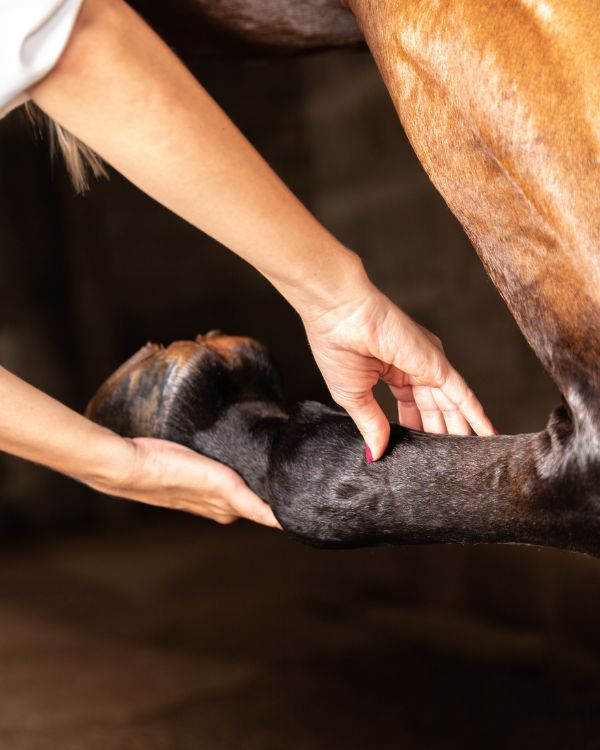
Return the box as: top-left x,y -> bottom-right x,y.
230,483 -> 282,529
338,391 -> 390,462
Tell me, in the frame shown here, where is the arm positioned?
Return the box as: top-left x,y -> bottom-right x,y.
0,366 -> 278,526
29,0 -> 493,459
29,0 -> 360,315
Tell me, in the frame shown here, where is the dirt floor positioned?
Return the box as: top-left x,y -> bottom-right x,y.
1,518 -> 600,750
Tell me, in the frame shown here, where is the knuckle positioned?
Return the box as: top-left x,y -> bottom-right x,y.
440,405 -> 459,417
226,476 -> 245,495
412,358 -> 447,389
412,386 -> 434,409
454,385 -> 475,410
331,390 -> 362,408
430,360 -> 449,389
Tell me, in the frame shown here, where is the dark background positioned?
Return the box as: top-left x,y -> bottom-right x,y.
1,47 -> 599,749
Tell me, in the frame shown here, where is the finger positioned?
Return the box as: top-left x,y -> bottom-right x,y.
412,385 -> 448,435
248,503 -> 282,530
382,366 -> 423,432
180,501 -> 238,524
438,368 -> 494,436
231,485 -> 282,529
431,387 -> 472,436
336,390 -> 390,461
389,383 -> 423,432
195,460 -> 281,528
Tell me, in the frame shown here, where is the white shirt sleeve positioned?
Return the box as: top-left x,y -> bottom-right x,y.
0,0 -> 84,118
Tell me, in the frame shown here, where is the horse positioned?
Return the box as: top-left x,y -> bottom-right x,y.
87,0 -> 600,556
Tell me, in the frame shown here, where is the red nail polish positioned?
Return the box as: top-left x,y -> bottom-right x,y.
365,445 -> 373,462
493,426 -> 501,435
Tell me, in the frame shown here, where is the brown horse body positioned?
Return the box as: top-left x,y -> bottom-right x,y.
88,1 -> 600,555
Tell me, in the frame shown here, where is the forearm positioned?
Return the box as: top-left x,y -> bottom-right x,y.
0,366 -> 128,487
0,365 -> 279,525
29,0 -> 367,314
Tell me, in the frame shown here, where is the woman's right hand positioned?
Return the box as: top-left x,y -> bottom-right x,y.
296,262 -> 495,461
83,435 -> 281,528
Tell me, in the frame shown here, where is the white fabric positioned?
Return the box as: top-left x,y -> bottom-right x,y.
0,0 -> 84,117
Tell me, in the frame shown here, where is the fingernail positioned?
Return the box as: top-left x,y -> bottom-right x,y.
493,426 -> 501,435
365,445 -> 373,462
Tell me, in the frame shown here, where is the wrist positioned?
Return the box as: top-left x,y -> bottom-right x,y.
71,427 -> 136,494
273,245 -> 372,320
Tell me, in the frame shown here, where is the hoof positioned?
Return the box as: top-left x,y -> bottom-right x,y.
85,333 -> 265,438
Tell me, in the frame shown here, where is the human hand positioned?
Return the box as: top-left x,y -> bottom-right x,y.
83,436 -> 281,528
301,273 -> 495,460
